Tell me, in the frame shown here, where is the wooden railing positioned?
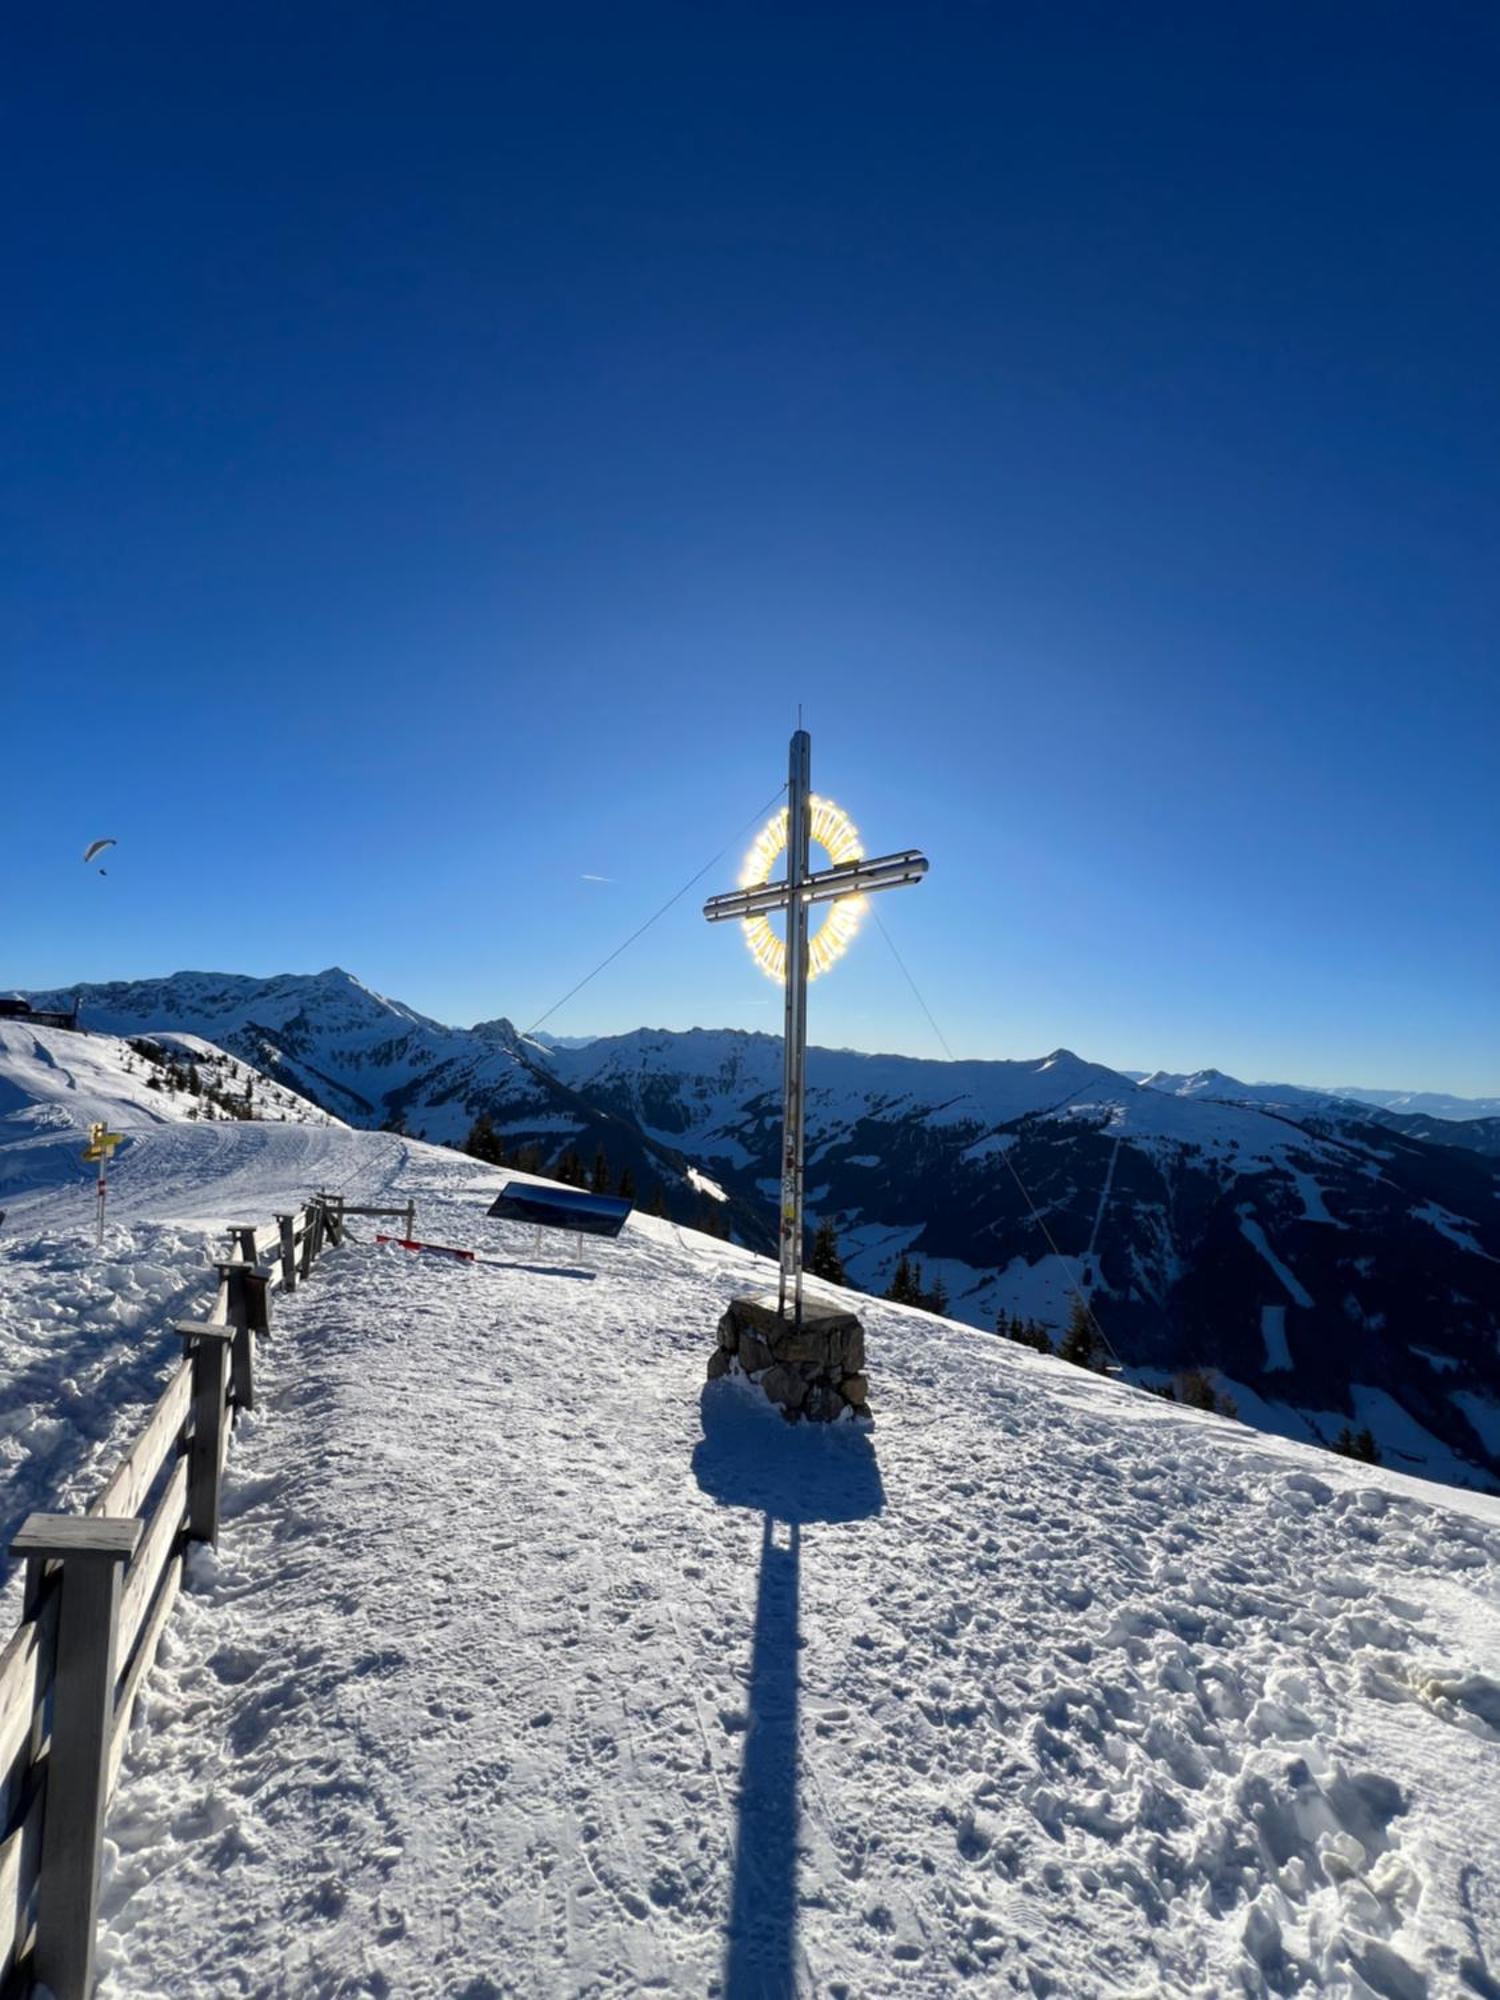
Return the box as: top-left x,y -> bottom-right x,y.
309,1192 -> 415,1246
0,1194 -> 355,2000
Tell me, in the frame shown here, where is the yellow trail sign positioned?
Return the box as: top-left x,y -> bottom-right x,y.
84,1125 -> 125,1246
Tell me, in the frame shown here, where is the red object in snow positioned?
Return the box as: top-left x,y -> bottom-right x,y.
375,1234 -> 476,1264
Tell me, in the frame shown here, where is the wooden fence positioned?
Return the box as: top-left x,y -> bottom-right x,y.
0,1193 -> 377,1999
311,1192 -> 415,1245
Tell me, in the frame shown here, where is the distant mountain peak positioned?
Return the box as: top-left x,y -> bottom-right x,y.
470,1016 -> 523,1044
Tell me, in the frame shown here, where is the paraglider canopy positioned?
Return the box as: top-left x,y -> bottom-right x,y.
83,838 -> 116,875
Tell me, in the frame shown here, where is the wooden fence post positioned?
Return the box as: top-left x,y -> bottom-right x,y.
405,1200 -> 415,1240
277,1212 -> 298,1292
215,1266 -> 263,1414
244,1267 -> 270,1336
230,1225 -> 256,1265
173,1324 -> 235,1542
9,1514 -> 142,2000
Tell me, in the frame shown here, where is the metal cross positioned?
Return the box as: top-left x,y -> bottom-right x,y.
704,730 -> 928,1324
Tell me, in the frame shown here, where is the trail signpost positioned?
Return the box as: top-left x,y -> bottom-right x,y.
82,1123 -> 124,1247
702,729 -> 928,1420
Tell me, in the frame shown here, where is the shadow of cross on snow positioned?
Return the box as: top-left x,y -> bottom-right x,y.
692,1382 -> 886,2000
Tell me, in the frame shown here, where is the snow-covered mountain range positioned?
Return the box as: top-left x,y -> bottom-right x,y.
3,1019 -> 1497,1995
20,968 -> 1500,1489
1332,1082 -> 1500,1121
1140,1067 -> 1500,1157
1141,1068 -> 1500,1126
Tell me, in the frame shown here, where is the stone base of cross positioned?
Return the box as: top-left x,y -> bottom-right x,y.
709,1291 -> 871,1424
702,729 -> 928,1421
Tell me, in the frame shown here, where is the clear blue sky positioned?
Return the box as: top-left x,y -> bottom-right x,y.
3,4 -> 1496,1092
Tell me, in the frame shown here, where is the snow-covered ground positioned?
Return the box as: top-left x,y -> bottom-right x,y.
0,1023 -> 386,1624
3,1034 -> 1500,1996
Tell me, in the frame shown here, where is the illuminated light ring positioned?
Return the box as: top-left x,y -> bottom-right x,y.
739,794 -> 867,984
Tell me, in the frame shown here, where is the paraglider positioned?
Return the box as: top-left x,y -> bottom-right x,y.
82,838 -> 115,876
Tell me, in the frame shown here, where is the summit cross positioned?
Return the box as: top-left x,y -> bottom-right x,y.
703,729 -> 929,1325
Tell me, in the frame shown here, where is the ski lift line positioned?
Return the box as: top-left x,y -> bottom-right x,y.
870,910 -> 1122,1368
522,782 -> 790,1042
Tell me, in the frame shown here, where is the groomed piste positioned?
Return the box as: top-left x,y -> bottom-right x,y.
2,1024 -> 1499,1997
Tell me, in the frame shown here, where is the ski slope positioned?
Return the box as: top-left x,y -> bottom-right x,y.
2,1043 -> 1500,1996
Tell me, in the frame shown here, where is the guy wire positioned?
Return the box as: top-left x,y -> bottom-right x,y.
871,908 -> 1122,1368
523,783 -> 788,1041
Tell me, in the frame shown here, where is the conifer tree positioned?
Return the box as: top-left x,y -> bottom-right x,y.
1176,1368 -> 1217,1410
996,1310 -> 1052,1354
1058,1297 -> 1107,1372
616,1164 -> 637,1200
883,1253 -> 921,1305
923,1271 -> 950,1315
809,1218 -> 847,1284
555,1146 -> 586,1187
1333,1424 -> 1382,1464
591,1146 -> 611,1194
1175,1368 -> 1238,1418
647,1182 -> 667,1217
464,1113 -> 503,1165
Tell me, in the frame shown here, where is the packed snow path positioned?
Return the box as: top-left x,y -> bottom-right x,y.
53,1148 -> 1496,1998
